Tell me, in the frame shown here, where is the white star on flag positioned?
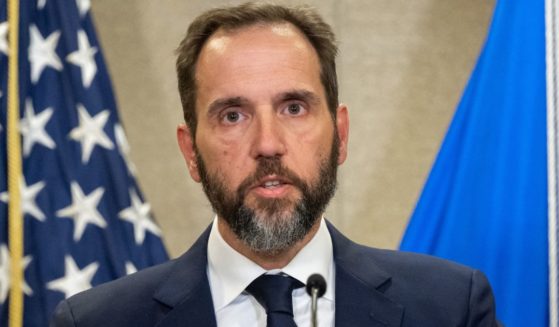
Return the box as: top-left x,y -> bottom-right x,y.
69,104 -> 114,164
28,24 -> 62,83
76,0 -> 91,17
0,179 -> 47,222
56,181 -> 107,241
20,98 -> 56,157
0,244 -> 34,304
125,261 -> 137,275
21,179 -> 47,221
37,0 -> 47,9
114,124 -> 136,175
46,255 -> 99,299
66,30 -> 97,88
119,189 -> 161,245
0,21 -> 8,55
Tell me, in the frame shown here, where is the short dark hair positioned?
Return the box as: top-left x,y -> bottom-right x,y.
175,2 -> 339,136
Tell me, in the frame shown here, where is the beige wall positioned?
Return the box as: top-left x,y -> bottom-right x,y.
91,1 -> 495,258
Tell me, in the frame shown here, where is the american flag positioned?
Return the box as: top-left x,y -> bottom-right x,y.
0,0 -> 169,326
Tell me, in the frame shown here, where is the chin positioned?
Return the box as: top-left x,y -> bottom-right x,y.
250,198 -> 299,218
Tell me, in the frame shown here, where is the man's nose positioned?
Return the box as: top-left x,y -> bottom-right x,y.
250,112 -> 287,159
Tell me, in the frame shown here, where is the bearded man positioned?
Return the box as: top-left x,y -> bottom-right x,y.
51,3 -> 500,326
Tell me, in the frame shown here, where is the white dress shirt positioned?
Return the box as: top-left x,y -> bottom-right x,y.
207,217 -> 336,327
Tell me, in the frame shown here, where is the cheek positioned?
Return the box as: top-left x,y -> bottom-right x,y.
196,127 -> 233,160
300,122 -> 334,152
196,138 -> 251,183
290,130 -> 333,175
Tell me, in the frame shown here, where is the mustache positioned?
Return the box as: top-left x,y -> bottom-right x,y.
236,157 -> 308,198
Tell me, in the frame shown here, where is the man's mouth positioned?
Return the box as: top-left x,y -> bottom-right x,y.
251,175 -> 292,197
262,180 -> 283,189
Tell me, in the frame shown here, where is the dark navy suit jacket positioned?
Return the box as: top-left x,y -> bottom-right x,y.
50,223 -> 499,326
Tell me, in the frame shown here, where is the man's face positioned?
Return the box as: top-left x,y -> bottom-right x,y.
177,23 -> 348,253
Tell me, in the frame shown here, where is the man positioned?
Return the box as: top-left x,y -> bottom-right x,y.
51,3 -> 499,326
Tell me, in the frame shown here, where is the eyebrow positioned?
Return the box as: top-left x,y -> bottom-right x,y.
274,89 -> 322,106
207,96 -> 249,116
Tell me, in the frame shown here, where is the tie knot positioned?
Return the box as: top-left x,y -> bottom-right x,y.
246,274 -> 304,315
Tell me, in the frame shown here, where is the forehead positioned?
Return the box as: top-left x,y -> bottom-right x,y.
197,22 -> 320,71
203,22 -> 312,52
194,22 -> 323,106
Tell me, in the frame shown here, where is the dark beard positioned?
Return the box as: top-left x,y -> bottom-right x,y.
196,133 -> 339,254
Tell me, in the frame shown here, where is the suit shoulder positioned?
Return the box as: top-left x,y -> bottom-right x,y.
357,244 -> 480,289
75,259 -> 175,301
358,245 -> 492,303
55,259 -> 176,326
328,221 -> 475,279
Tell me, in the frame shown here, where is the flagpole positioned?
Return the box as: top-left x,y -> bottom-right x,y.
7,0 -> 24,326
547,0 -> 559,325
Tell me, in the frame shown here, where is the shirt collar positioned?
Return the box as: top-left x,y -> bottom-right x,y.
207,216 -> 334,311
282,218 -> 334,301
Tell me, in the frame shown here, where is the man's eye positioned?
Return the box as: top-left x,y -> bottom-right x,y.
286,103 -> 303,115
224,111 -> 241,123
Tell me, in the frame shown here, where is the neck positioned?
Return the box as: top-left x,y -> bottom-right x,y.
217,217 -> 321,270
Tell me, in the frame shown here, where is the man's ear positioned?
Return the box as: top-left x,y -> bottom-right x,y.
335,104 -> 349,165
177,123 -> 201,183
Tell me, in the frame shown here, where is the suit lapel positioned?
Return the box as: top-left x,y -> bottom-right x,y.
328,222 -> 404,327
153,226 -> 217,327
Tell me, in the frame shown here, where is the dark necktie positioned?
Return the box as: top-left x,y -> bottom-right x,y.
246,274 -> 304,327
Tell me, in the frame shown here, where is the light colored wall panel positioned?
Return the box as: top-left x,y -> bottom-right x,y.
91,1 -> 495,257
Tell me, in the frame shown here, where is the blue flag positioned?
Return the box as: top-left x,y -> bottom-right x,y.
0,1 -> 169,326
400,0 -> 548,326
